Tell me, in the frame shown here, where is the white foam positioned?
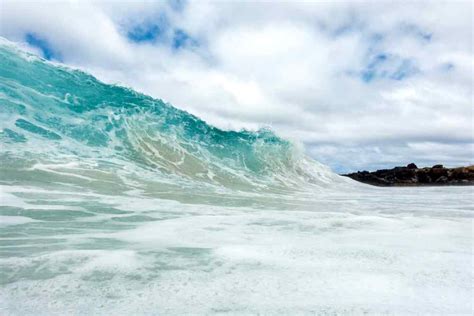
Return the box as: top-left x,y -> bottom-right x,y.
0,215 -> 36,226
0,184 -> 472,314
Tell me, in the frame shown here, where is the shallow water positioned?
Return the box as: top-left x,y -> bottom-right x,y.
0,40 -> 473,315
1,185 -> 472,315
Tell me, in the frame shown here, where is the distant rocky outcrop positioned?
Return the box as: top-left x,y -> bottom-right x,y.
342,164 -> 474,186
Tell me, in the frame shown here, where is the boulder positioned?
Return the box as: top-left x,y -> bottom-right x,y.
435,176 -> 448,183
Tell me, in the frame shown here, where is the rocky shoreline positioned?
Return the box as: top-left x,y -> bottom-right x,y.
342,163 -> 474,186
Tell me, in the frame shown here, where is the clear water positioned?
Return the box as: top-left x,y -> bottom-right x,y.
0,40 -> 472,315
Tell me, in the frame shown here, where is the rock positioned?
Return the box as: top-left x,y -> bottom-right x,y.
428,168 -> 448,180
416,170 -> 431,184
342,164 -> 474,186
395,169 -> 416,180
435,176 -> 448,183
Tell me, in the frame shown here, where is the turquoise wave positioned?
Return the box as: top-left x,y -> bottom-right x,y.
0,40 -> 343,195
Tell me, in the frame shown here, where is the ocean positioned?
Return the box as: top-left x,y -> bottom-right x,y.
0,41 -> 472,315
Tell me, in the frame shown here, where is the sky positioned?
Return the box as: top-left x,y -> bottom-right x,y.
0,0 -> 472,173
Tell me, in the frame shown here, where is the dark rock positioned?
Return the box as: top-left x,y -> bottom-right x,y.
416,170 -> 431,183
342,164 -> 474,186
427,168 -> 448,183
395,169 -> 416,180
435,176 -> 448,183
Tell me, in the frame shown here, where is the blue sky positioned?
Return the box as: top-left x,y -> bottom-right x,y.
25,33 -> 61,61
0,0 -> 472,172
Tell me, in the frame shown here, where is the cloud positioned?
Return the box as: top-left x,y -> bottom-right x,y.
0,0 -> 472,172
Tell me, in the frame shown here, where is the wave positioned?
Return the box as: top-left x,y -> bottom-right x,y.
0,40 -> 349,199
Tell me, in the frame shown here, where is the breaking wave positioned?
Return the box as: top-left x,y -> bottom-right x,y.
0,40 -> 349,199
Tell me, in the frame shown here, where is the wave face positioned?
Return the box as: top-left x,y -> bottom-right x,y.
0,41 -> 471,315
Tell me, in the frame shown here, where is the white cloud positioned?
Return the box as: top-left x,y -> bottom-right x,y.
0,0 -> 472,172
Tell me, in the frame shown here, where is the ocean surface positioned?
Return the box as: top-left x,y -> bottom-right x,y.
0,41 -> 472,315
